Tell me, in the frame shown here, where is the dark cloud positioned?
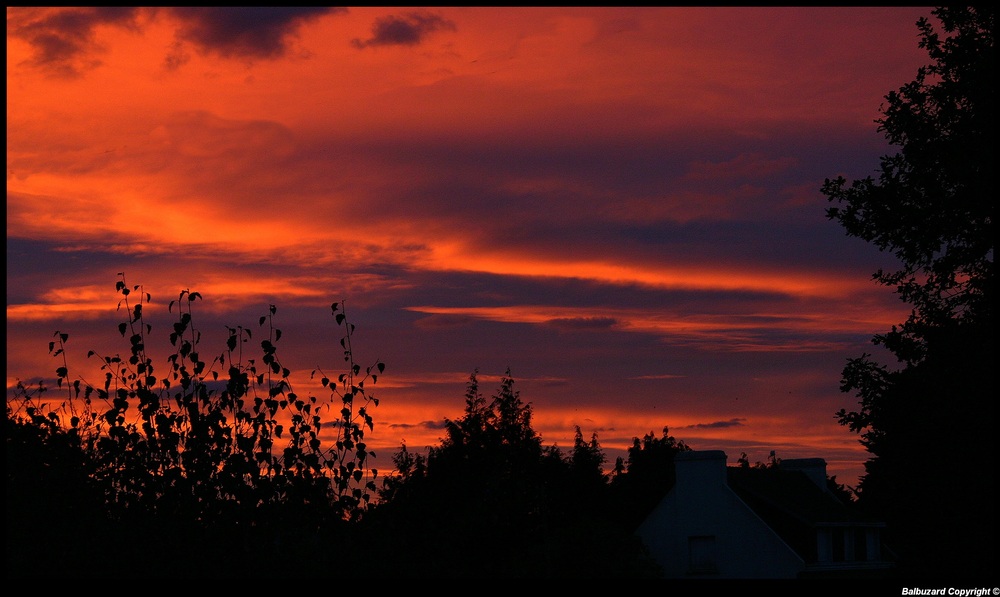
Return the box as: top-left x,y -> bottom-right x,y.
9,7 -> 345,76
351,11 -> 456,49
680,418 -> 748,429
387,420 -> 448,431
8,7 -> 142,77
169,7 -> 344,60
316,124 -> 899,276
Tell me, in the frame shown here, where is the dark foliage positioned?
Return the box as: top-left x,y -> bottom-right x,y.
364,370 -> 665,578
6,274 -> 380,578
607,426 -> 691,532
821,7 -> 995,579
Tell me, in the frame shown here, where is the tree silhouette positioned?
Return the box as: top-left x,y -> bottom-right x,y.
820,6 -> 994,579
608,426 -> 691,532
366,370 -> 663,578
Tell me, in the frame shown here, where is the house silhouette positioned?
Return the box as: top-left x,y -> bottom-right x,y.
636,450 -> 894,579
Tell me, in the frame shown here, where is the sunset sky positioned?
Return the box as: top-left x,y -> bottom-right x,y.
6,7 -> 933,486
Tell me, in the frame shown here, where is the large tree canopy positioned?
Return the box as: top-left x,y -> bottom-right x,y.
823,6 -> 993,342
821,6 -> 994,579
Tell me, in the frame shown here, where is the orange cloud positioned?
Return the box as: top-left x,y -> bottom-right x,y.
412,247 -> 887,299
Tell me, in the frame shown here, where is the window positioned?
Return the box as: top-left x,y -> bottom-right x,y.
818,526 -> 882,565
688,535 -> 717,574
831,528 -> 845,562
853,528 -> 868,561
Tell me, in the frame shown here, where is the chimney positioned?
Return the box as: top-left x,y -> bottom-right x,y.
779,457 -> 828,491
674,450 -> 728,491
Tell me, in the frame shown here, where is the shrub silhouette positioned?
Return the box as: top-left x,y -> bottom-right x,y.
6,273 -> 384,577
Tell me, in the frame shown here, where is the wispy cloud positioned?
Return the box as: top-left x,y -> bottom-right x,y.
679,418 -> 748,429
403,303 -> 898,352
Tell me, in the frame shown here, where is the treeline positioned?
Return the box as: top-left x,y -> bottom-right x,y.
5,276 -> 693,579
358,369 -> 691,578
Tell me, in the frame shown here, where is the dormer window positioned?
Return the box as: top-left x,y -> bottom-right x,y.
817,525 -> 882,565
